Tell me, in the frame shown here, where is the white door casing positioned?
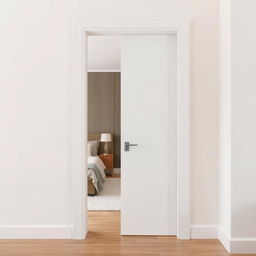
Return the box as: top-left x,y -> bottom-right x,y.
70,23 -> 190,239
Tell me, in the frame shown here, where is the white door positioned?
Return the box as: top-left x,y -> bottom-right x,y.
121,35 -> 177,235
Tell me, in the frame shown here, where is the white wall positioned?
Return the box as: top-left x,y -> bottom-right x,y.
189,1 -> 219,227
0,0 -> 219,236
231,0 -> 256,239
219,0 -> 256,253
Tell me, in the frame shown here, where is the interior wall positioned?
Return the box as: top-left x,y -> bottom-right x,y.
219,1 -> 256,253
88,72 -> 121,168
0,0 -> 219,232
231,0 -> 256,239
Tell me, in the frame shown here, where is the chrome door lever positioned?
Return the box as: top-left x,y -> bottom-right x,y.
124,142 -> 138,151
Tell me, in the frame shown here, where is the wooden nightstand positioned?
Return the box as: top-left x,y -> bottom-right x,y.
99,154 -> 113,176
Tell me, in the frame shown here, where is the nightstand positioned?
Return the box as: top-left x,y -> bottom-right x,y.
99,154 -> 113,176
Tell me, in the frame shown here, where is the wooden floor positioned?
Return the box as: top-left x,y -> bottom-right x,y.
0,211 -> 248,256
106,172 -> 120,178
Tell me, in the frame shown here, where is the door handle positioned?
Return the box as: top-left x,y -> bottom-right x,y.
124,142 -> 138,151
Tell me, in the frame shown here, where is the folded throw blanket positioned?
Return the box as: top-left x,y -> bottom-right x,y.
88,164 -> 105,194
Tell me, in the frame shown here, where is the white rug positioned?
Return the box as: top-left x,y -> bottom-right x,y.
88,178 -> 120,211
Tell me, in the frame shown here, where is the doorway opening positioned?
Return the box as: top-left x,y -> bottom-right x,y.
86,33 -> 178,237
87,35 -> 121,209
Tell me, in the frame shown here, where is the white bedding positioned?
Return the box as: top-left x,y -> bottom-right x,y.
88,156 -> 106,179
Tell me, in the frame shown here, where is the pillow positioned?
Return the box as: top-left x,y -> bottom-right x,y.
87,143 -> 93,156
87,140 -> 99,156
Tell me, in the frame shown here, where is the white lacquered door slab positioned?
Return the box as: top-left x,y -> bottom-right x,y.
121,35 -> 177,235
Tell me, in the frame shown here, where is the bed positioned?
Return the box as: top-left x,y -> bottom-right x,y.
87,133 -> 113,196
87,156 -> 106,196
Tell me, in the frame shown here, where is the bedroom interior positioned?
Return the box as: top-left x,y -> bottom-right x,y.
87,71 -> 121,212
86,36 -> 121,219
85,36 -> 122,238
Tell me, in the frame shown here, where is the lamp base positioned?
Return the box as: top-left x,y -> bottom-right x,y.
104,142 -> 109,155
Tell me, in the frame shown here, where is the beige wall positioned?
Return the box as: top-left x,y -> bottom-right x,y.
88,72 -> 121,168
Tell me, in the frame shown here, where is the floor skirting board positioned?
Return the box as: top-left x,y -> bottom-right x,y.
218,227 -> 256,254
190,225 -> 218,239
0,225 -> 72,239
230,238 -> 256,254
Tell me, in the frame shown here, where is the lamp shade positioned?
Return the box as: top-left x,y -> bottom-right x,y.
101,133 -> 112,142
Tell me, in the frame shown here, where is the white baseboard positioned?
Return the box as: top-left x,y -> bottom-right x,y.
230,238 -> 256,254
190,225 -> 218,239
113,168 -> 121,174
218,227 -> 256,254
0,225 -> 72,239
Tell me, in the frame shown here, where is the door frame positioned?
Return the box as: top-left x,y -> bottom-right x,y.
69,21 -> 190,239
